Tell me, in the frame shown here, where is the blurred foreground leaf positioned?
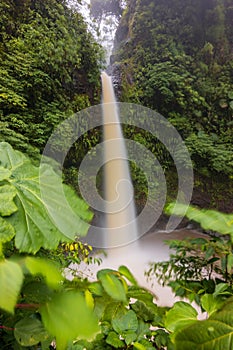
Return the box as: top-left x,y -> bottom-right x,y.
0,259 -> 23,313
40,292 -> 100,350
166,203 -> 233,237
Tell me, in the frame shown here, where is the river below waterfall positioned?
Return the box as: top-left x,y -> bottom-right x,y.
69,228 -> 207,307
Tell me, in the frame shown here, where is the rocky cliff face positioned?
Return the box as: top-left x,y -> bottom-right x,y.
110,0 -> 232,95
107,0 -> 137,95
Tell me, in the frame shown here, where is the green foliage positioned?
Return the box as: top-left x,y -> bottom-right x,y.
14,317 -> 49,347
0,259 -> 24,313
113,0 -> 233,177
185,132 -> 233,175
0,143 -> 101,349
0,261 -> 174,349
0,184 -> 17,217
0,142 -> 173,350
165,302 -> 198,333
24,257 -> 62,289
112,309 -> 138,334
0,142 -> 92,253
166,203 -> 233,237
118,265 -> 138,285
4,177 -> 233,350
97,269 -> 127,302
145,204 -> 233,349
146,231 -> 233,304
173,298 -> 233,350
73,267 -> 172,350
159,297 -> 233,349
4,142 -> 233,350
137,59 -> 208,124
0,0 -> 103,158
200,293 -> 224,316
40,292 -> 99,350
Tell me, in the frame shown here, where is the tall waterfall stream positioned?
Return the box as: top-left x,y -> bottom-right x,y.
70,73 -> 205,307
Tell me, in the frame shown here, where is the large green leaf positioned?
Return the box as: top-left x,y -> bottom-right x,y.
14,317 -> 49,346
106,331 -> 125,348
165,302 -> 198,333
112,310 -> 138,333
97,269 -> 127,302
131,300 -> 158,323
0,216 -> 15,243
39,163 -> 93,236
40,291 -> 100,350
102,301 -> 127,322
11,187 -> 68,253
133,342 -> 147,350
0,166 -> 11,181
23,257 -> 63,289
118,265 -> 138,286
0,259 -> 24,313
166,203 -> 233,236
174,298 -> 233,349
201,294 -> 224,316
127,286 -> 154,303
0,142 -> 92,253
0,142 -> 28,170
174,317 -> 233,349
0,184 -> 17,216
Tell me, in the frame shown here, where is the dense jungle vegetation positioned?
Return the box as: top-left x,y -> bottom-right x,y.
110,0 -> 233,210
0,0 -> 233,349
0,0 -> 104,159
1,0 -> 232,209
1,141 -> 233,349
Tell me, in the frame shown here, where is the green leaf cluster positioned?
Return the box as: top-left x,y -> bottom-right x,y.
4,182 -> 233,349
0,142 -> 92,253
74,266 -> 173,350
0,142 -> 101,349
146,203 -> 233,349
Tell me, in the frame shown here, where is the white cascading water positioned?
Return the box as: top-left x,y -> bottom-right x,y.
81,72 -> 177,305
74,72 -> 204,307
101,72 -> 138,248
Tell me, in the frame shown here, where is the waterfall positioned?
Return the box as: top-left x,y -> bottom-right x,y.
101,72 -> 138,248
67,73 -> 199,307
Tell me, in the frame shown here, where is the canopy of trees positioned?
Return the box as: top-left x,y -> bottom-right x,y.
0,0 -> 104,158
112,0 -> 233,178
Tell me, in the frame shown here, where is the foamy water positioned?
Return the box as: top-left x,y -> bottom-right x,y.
70,229 -> 206,307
